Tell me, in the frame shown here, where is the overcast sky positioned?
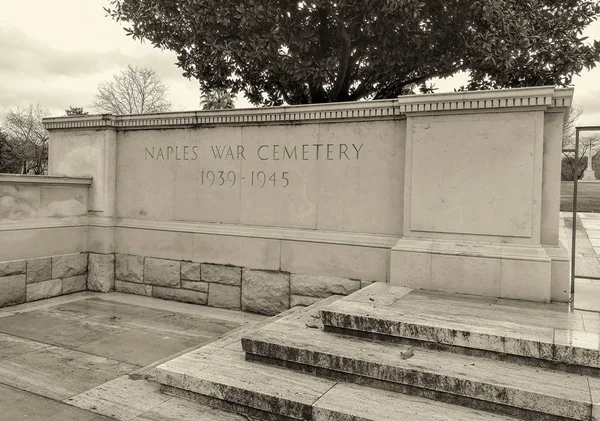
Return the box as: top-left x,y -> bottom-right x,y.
1,0 -> 599,125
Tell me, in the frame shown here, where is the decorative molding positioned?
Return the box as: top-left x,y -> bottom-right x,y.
0,217 -> 88,232
86,217 -> 399,249
42,87 -> 573,131
0,174 -> 92,186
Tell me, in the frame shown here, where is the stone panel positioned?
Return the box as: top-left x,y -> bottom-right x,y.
0,260 -> 25,277
39,186 -> 88,217
88,253 -> 115,293
0,274 -> 26,307
115,280 -> 152,296
62,275 -> 87,294
26,279 -> 62,302
290,274 -> 359,298
115,254 -> 144,283
201,264 -> 241,286
52,253 -> 87,279
208,283 -> 241,310
181,280 -> 209,293
26,257 -> 52,284
192,234 -> 280,270
242,269 -> 289,316
152,286 -> 207,305
0,227 -> 87,263
144,258 -> 180,287
181,262 -> 201,281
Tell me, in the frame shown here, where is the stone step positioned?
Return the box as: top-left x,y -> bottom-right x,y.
155,344 -> 522,421
242,316 -> 593,421
319,283 -> 600,373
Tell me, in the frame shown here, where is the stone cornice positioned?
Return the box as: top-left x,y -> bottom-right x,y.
43,87 -> 573,131
0,174 -> 93,186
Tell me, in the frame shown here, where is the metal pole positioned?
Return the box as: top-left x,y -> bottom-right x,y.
571,128 -> 580,299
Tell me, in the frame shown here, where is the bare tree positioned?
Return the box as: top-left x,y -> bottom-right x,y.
200,89 -> 235,110
92,65 -> 172,114
562,106 -> 600,180
1,104 -> 49,175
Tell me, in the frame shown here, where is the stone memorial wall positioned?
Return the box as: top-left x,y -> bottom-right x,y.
0,87 -> 573,313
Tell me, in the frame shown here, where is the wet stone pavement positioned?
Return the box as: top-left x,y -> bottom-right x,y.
0,292 -> 264,420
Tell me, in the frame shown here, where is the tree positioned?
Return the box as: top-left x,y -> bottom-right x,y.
106,0 -> 600,106
91,65 -> 172,114
200,89 -> 236,110
561,106 -> 600,180
0,131 -> 22,174
1,104 -> 49,175
65,106 -> 89,117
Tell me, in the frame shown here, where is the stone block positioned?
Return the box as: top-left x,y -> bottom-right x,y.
291,295 -> 321,307
144,258 -> 180,287
0,260 -> 25,277
26,279 -> 62,302
152,286 -> 207,305
115,254 -> 144,283
52,253 -> 88,279
290,274 -> 360,298
181,262 -> 201,281
88,253 -> 115,293
361,280 -> 375,289
208,283 -> 241,310
62,275 -> 87,294
181,280 -> 209,293
115,280 -> 152,296
242,269 -> 290,316
0,274 -> 26,307
201,264 -> 241,286
27,257 -> 52,284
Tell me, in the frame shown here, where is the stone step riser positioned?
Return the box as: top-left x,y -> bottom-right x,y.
160,384 -> 299,421
320,309 -> 600,373
242,339 -> 590,421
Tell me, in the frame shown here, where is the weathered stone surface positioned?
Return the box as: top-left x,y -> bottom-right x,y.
152,286 -> 207,305
26,257 -> 52,284
202,264 -> 242,286
88,253 -> 115,293
0,260 -> 25,277
26,279 -> 62,302
242,269 -> 289,316
290,295 -> 321,307
62,275 -> 87,294
182,280 -> 209,293
145,258 -> 180,287
0,274 -> 26,307
52,253 -> 88,279
115,254 -> 144,283
361,280 -> 376,289
290,274 -> 360,298
115,280 -> 152,296
181,262 -> 201,281
208,284 -> 241,310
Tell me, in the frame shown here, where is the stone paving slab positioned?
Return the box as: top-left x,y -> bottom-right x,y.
313,382 -> 519,421
0,344 -> 136,400
0,383 -> 113,421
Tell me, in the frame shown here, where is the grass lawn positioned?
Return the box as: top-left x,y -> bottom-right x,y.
561,181 -> 600,213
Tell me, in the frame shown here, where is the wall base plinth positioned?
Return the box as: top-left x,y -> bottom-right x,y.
390,238 -> 555,302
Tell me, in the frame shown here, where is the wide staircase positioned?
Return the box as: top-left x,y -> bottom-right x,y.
154,282 -> 600,421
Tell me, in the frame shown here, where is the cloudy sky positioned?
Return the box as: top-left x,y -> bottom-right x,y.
1,0 -> 599,124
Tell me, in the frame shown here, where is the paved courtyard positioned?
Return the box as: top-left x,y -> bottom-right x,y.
0,292 -> 265,420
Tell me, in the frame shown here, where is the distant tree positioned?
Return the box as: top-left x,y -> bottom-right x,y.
65,106 -> 89,116
0,131 -> 22,174
200,89 -> 236,110
106,0 -> 600,106
561,106 -> 600,180
91,65 -> 172,114
1,104 -> 49,175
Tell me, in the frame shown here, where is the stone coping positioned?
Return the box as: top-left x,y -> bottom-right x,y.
0,174 -> 92,186
42,87 -> 573,131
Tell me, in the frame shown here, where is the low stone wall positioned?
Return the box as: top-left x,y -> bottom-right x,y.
0,253 -> 88,307
93,253 -> 372,315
